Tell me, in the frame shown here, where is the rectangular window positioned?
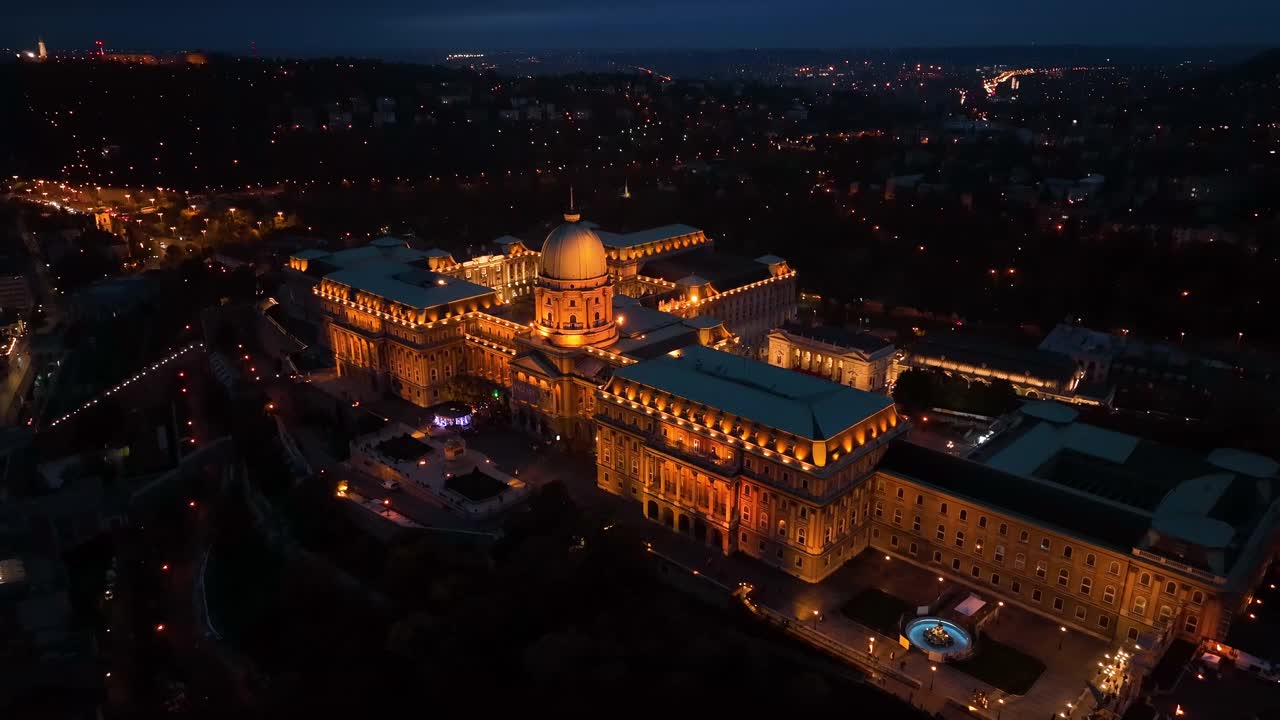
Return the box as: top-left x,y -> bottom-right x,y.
951,558 -> 961,571
1075,605 -> 1087,621
889,534 -> 899,548
1011,580 -> 1022,594
742,508 -> 751,522
1098,615 -> 1110,629
1053,597 -> 1064,612
1014,553 -> 1026,570
916,494 -> 924,506
893,509 -> 902,526
874,501 -> 884,518
1032,588 -> 1042,603
971,565 -> 981,578
1036,561 -> 1047,580
994,545 -> 1005,563
933,550 -> 943,563
909,542 -> 918,556
936,524 -> 946,541
912,516 -> 921,532
991,574 -> 1001,586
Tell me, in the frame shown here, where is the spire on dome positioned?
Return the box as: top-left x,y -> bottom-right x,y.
564,186 -> 580,223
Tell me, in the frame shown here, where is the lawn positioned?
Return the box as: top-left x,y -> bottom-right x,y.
951,636 -> 1046,695
841,588 -> 912,638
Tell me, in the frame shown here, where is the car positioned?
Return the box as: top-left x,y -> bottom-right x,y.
380,480 -> 401,491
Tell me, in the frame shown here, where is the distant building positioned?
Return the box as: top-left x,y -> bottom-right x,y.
767,323 -> 895,392
0,272 -> 32,313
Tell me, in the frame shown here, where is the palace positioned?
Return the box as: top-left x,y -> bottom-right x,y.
281,200 -> 1280,651
283,203 -> 798,446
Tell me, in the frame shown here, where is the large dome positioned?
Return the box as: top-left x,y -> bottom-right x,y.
540,213 -> 608,281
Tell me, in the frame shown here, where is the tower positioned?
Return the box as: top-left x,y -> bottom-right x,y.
37,38 -> 47,60
533,192 -> 617,348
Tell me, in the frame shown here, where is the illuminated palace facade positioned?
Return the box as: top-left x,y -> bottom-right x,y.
285,207 -> 1280,650
283,207 -> 798,445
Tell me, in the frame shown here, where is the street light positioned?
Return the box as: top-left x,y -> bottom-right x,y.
930,665 -> 937,690
1059,625 -> 1067,650
811,609 -> 819,630
997,698 -> 1005,719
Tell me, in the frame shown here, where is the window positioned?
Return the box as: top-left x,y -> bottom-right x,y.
1075,605 -> 1087,621
799,507 -> 808,520
741,532 -> 748,543
1080,578 -> 1092,596
951,558 -> 961,571
912,515 -> 921,532
1159,605 -> 1174,625
871,527 -> 879,538
1036,560 -> 1047,580
1019,530 -> 1030,544
798,529 -> 808,545
1011,580 -> 1022,594
1053,597 -> 1064,612
877,478 -> 885,492
889,534 -> 898,548
1190,590 -> 1204,606
743,485 -> 752,498
1132,596 -> 1147,617
1098,615 -> 1110,629
958,509 -> 968,522
978,516 -> 987,529
936,524 -> 946,541
909,542 -> 918,556
1127,627 -> 1139,641
1014,553 -> 1026,571
1108,561 -> 1121,576
1032,589 -> 1043,603
974,539 -> 984,556
795,555 -> 803,568
1164,581 -> 1177,596
939,502 -> 948,515
933,551 -> 943,563
759,541 -> 766,552
991,573 -> 1001,586
998,523 -> 1008,537
896,487 -> 904,500
1058,568 -> 1070,587
954,530 -> 965,549
778,520 -> 787,537
874,501 -> 884,518
742,507 -> 751,522
1138,572 -> 1151,588
1040,537 -> 1051,552
971,564 -> 981,578
1062,545 -> 1073,560
916,494 -> 924,506
893,509 -> 902,526
1184,615 -> 1198,634
994,545 -> 1005,563
1085,553 -> 1096,568
1103,585 -> 1116,605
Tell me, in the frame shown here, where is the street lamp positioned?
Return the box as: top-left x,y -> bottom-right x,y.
811,609 -> 819,630
930,665 -> 937,690
1059,625 -> 1067,650
997,698 -> 1005,719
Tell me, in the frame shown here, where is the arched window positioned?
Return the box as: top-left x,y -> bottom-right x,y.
545,297 -> 551,306
1132,596 -> 1147,616
544,312 -> 553,324
569,314 -> 577,326
594,311 -> 601,324
1139,572 -> 1151,587
1164,581 -> 1177,596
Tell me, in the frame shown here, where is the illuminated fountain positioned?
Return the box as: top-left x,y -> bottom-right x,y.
903,617 -> 974,661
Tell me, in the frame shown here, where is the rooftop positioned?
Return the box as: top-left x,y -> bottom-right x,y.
883,440 -> 1153,551
639,247 -> 773,290
596,223 -> 703,249
908,331 -> 1079,385
324,262 -> 494,311
611,345 -> 892,441
777,322 -> 895,356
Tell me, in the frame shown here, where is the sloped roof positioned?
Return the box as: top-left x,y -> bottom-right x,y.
612,345 -> 891,440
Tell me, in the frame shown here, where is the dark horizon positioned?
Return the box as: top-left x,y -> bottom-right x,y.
7,1 -> 1280,54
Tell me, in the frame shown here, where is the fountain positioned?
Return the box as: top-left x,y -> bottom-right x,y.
903,617 -> 974,660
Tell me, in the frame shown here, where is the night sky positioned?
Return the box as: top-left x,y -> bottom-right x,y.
5,0 -> 1278,53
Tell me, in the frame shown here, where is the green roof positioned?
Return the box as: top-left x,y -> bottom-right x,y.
612,345 -> 892,440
